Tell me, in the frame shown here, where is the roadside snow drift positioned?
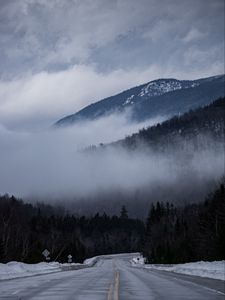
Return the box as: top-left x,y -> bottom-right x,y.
0,261 -> 63,280
0,261 -> 83,280
132,258 -> 225,281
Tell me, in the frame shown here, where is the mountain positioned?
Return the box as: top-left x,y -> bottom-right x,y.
55,74 -> 225,126
77,97 -> 225,217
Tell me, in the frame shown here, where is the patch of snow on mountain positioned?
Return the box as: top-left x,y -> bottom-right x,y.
123,94 -> 134,106
190,82 -> 200,88
138,80 -> 181,97
138,80 -> 200,98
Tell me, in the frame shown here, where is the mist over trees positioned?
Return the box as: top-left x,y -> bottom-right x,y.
117,97 -> 224,152
0,182 -> 224,263
66,97 -> 225,216
0,98 -> 224,215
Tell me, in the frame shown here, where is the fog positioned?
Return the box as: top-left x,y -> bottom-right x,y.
0,112 -> 223,216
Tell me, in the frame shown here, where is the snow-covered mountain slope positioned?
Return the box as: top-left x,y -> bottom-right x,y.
55,75 -> 225,126
137,79 -> 199,98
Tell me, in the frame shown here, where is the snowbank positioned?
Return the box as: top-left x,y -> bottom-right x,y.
0,261 -> 82,280
132,258 -> 225,281
83,256 -> 99,267
0,261 -> 63,280
132,256 -> 145,265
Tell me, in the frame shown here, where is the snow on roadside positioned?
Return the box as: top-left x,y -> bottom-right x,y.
83,256 -> 99,267
132,256 -> 145,265
132,258 -> 225,281
0,261 -> 81,280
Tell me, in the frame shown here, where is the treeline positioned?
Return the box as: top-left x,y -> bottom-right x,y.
86,97 -> 224,160
0,183 -> 224,264
119,97 -> 225,152
143,183 -> 225,263
0,198 -> 144,263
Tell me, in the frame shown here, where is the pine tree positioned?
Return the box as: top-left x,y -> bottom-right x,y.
120,205 -> 128,219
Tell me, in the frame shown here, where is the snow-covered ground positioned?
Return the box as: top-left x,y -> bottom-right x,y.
131,256 -> 146,265
132,257 -> 225,281
0,261 -> 82,280
83,256 -> 99,266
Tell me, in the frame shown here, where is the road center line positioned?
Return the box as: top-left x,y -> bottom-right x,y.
114,270 -> 120,300
107,283 -> 113,300
107,270 -> 120,300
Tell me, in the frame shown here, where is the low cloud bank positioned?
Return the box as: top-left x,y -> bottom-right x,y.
0,113 -> 223,215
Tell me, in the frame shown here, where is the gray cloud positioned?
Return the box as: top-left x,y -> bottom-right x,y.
0,65 -> 169,129
0,0 -> 224,129
0,0 -> 223,76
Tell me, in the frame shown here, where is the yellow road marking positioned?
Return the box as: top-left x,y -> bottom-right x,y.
114,270 -> 120,300
107,270 -> 120,300
107,283 -> 113,300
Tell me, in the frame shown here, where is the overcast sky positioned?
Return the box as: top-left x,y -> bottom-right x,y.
0,0 -> 224,129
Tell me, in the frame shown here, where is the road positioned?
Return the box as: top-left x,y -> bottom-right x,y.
0,254 -> 224,299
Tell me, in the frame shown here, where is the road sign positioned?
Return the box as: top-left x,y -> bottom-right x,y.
42,249 -> 50,258
68,254 -> 72,263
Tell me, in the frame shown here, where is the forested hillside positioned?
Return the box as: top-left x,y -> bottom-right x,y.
118,97 -> 225,152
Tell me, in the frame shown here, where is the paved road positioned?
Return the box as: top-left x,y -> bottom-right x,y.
0,254 -> 224,299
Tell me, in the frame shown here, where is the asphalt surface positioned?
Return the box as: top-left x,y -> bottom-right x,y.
0,254 -> 224,299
